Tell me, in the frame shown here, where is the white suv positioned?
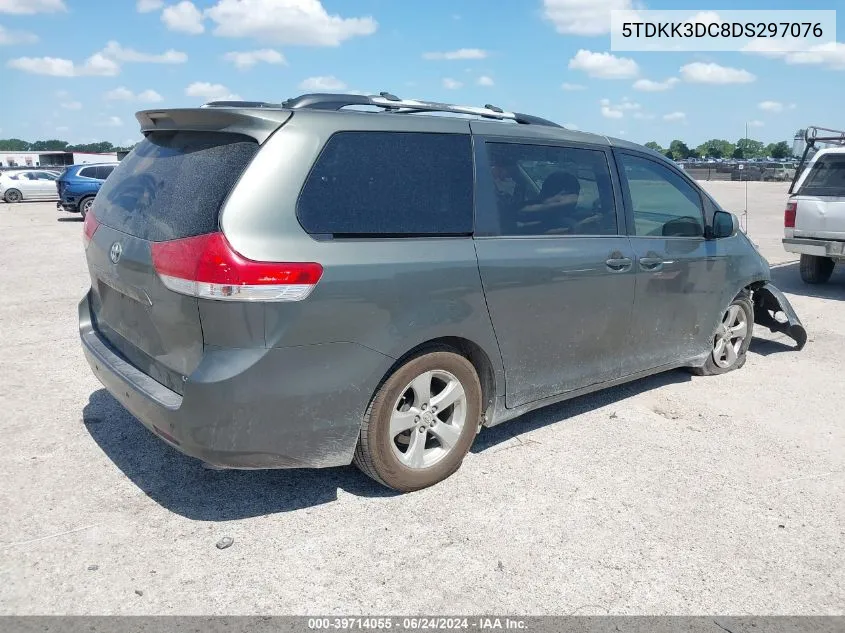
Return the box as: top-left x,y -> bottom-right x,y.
783,147 -> 845,283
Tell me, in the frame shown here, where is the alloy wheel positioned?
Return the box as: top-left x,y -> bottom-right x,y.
712,304 -> 749,369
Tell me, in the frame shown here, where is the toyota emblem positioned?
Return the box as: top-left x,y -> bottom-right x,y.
109,242 -> 123,264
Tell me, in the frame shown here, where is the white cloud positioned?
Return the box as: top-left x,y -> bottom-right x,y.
162,1 -> 205,34
758,100 -> 784,113
105,87 -> 163,102
100,116 -> 123,127
543,0 -> 636,36
7,54 -> 118,77
223,48 -> 286,69
60,101 -> 81,110
563,122 -> 579,130
748,120 -> 764,128
561,82 -> 586,91
423,48 -> 488,60
600,97 -> 640,119
137,0 -> 163,12
663,111 -> 686,122
443,78 -> 463,89
186,81 -> 242,101
205,0 -> 377,46
568,49 -> 638,79
632,77 -> 679,92
101,41 -> 187,64
0,24 -> 38,45
743,38 -> 845,70
477,75 -> 494,87
298,75 -> 346,91
0,0 -> 65,14
679,62 -> 755,84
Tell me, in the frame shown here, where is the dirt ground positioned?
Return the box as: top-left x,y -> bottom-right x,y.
0,181 -> 842,615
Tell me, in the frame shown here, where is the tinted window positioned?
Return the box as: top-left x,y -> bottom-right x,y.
298,132 -> 473,236
799,154 -> 845,196
485,142 -> 617,236
35,172 -> 57,180
95,131 -> 258,241
79,167 -> 98,178
96,165 -> 115,180
619,154 -> 704,237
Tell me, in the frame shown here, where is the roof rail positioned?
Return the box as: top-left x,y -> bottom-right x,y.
201,100 -> 281,109
805,125 -> 845,146
788,125 -> 845,194
280,92 -> 562,128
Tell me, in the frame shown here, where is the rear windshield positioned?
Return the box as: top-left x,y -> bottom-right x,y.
94,131 -> 258,241
799,154 -> 845,196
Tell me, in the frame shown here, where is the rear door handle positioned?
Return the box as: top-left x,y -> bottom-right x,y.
606,257 -> 633,271
639,256 -> 664,271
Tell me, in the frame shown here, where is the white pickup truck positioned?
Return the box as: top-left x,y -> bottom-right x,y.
783,135 -> 845,284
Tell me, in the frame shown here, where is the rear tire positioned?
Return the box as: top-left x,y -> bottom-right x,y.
353,350 -> 481,492
690,293 -> 754,377
79,196 -> 95,220
4,188 -> 22,203
799,254 -> 834,284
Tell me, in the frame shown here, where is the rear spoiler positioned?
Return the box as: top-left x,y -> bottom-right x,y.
135,108 -> 292,144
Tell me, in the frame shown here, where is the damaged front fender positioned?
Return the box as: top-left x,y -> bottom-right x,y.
753,283 -> 808,350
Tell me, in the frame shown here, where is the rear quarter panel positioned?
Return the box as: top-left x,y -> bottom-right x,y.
218,111 -> 507,397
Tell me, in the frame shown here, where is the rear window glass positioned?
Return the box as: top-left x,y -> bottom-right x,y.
79,167 -> 98,178
799,154 -> 845,196
94,131 -> 258,241
297,131 -> 473,236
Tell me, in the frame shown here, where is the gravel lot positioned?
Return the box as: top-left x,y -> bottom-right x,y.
1,182 -> 843,615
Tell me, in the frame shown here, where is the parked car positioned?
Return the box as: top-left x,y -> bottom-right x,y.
730,164 -> 763,181
783,146 -> 845,283
0,169 -> 60,203
78,93 -> 806,492
762,162 -> 796,182
56,163 -> 117,218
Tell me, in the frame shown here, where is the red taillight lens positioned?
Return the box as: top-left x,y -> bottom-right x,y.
150,232 -> 323,302
83,212 -> 100,248
784,201 -> 797,228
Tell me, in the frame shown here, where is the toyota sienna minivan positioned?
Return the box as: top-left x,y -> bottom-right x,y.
79,92 -> 806,491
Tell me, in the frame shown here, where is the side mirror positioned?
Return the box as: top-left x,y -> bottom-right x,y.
710,210 -> 737,239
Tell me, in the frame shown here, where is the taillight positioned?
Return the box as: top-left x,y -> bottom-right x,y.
150,232 -> 323,302
784,200 -> 797,228
83,212 -> 100,249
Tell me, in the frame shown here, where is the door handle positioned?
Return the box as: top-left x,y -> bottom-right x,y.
639,256 -> 664,271
605,257 -> 633,271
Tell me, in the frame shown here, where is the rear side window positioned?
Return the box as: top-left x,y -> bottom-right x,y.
95,165 -> 115,179
297,131 -> 473,236
94,131 -> 258,242
799,154 -> 845,196
79,167 -> 98,178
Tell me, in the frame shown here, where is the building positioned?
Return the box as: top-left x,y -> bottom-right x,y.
0,151 -> 119,169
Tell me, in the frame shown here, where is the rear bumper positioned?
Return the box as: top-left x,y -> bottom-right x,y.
783,237 -> 845,260
79,294 -> 393,469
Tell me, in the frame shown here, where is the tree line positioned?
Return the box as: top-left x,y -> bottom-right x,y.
0,139 -> 137,154
644,138 -> 793,161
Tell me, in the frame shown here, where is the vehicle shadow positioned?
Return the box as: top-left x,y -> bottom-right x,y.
748,337 -> 797,357
83,389 -> 398,521
769,261 -> 845,301
57,216 -> 82,222
472,369 -> 692,453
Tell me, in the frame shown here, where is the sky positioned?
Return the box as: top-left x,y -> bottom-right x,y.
0,0 -> 843,148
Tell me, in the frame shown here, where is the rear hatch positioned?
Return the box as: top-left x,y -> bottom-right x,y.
84,109 -> 289,394
793,152 -> 845,240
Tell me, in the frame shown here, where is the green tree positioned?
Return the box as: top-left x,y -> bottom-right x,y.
736,137 -> 765,159
68,141 -> 115,153
30,139 -> 69,151
766,141 -> 791,159
644,141 -> 664,153
0,138 -> 31,151
696,139 -> 735,159
668,139 -> 691,160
